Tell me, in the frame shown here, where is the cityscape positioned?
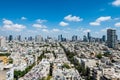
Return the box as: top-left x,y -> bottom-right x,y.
0,0 -> 120,80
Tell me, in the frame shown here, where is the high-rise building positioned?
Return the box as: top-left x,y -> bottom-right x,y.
83,35 -> 88,42
107,29 -> 117,48
102,35 -> 106,42
58,34 -> 63,42
35,35 -> 43,43
25,37 -> 27,41
0,36 -> 6,47
72,35 -> 77,41
28,36 -> 33,41
17,35 -> 21,41
87,32 -> 91,42
8,35 -> 13,42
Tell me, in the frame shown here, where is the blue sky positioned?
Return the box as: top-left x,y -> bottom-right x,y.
0,0 -> 120,39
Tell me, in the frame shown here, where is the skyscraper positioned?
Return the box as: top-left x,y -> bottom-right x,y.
107,29 -> 117,48
58,34 -> 63,42
87,32 -> 91,42
102,35 -> 106,42
72,35 -> 77,41
28,36 -> 33,41
17,35 -> 21,41
9,35 -> 13,42
35,35 -> 43,43
83,35 -> 88,42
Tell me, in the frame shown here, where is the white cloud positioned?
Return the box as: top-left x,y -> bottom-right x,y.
90,16 -> 111,26
3,19 -> 13,25
101,29 -> 106,32
32,24 -> 47,28
76,28 -> 92,35
27,30 -> 38,33
21,17 -> 27,20
59,21 -> 69,26
112,0 -> 120,7
2,19 -> 26,32
89,22 -> 100,26
36,19 -> 47,23
52,29 -> 60,32
64,14 -> 83,22
42,29 -> 49,32
101,27 -> 111,32
96,16 -> 111,22
115,22 -> 120,27
83,29 -> 91,33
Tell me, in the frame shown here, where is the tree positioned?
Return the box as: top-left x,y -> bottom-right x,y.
96,53 -> 102,59
9,58 -> 13,64
62,63 -> 70,69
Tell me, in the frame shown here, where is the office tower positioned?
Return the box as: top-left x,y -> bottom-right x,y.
107,29 -> 117,48
83,35 -> 88,42
35,35 -> 43,43
9,35 -> 13,42
25,37 -> 27,41
87,32 -> 91,42
116,35 -> 118,41
62,38 -> 66,42
58,34 -> 63,42
28,36 -> 33,41
72,35 -> 77,41
17,35 -> 21,41
102,35 -> 106,42
0,36 -> 6,47
47,36 -> 54,43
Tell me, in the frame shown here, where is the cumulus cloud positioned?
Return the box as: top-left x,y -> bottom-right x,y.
83,29 -> 91,33
42,29 -> 49,32
96,16 -> 111,22
36,19 -> 47,23
2,19 -> 26,31
52,28 -> 60,32
27,30 -> 38,33
115,22 -> 120,27
3,19 -> 13,25
89,16 -> 111,26
112,0 -> 120,7
89,22 -> 100,26
59,21 -> 69,27
64,14 -> 83,22
32,24 -> 47,28
21,17 -> 27,20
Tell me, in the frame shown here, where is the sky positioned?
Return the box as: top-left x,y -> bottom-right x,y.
0,0 -> 120,39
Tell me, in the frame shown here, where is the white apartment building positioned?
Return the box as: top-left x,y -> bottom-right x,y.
0,36 -> 6,48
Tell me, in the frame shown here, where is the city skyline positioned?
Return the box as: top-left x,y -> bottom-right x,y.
0,0 -> 120,39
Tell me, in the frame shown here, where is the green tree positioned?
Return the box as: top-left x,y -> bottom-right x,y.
62,63 -> 70,69
96,53 -> 102,59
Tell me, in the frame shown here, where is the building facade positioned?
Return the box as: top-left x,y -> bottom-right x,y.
107,29 -> 117,48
